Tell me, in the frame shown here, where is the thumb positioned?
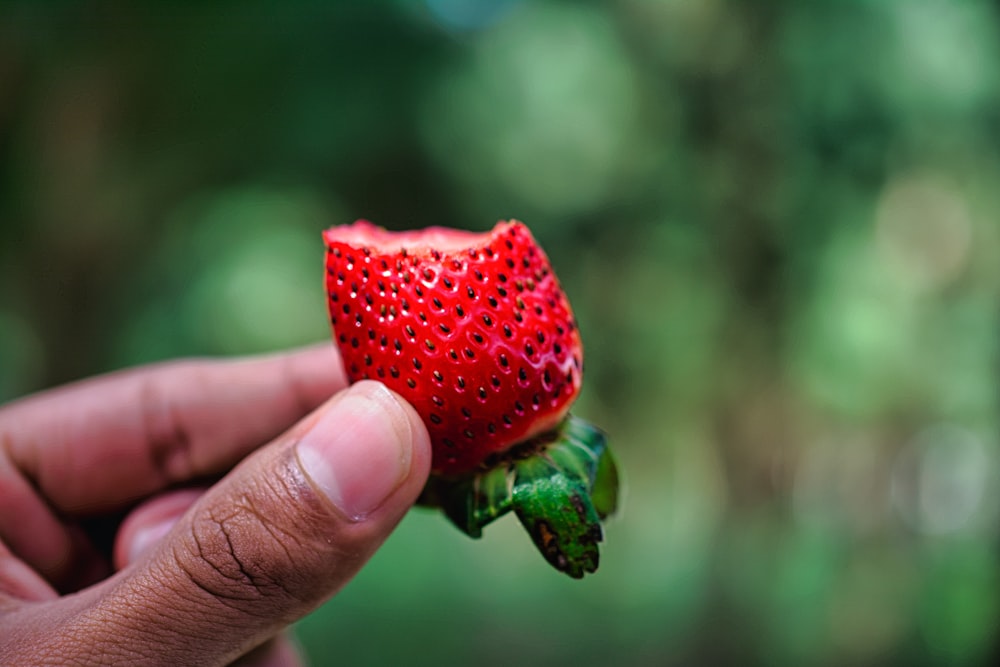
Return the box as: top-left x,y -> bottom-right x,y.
22,381 -> 431,666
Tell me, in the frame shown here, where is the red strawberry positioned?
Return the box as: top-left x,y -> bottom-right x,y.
324,220 -> 618,577
324,220 -> 581,475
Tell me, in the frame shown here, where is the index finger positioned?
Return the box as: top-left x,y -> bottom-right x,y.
0,344 -> 346,514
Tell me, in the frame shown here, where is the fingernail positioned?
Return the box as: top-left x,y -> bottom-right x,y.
129,518 -> 177,564
296,381 -> 414,520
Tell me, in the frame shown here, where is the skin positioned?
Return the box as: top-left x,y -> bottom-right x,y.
0,344 -> 432,666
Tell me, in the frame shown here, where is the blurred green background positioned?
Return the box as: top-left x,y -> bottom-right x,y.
2,1 -> 1000,665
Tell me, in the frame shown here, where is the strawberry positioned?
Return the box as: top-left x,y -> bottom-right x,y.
324,220 -> 581,475
324,220 -> 618,578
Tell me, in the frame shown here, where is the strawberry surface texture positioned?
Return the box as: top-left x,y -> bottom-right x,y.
323,220 -> 618,578
324,220 -> 582,476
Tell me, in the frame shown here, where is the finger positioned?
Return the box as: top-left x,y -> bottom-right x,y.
5,381 -> 431,666
0,541 -> 57,603
232,633 -> 304,667
114,488 -> 205,570
0,453 -> 108,593
0,344 -> 343,593
0,344 -> 344,515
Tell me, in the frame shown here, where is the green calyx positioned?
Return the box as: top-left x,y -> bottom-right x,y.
419,415 -> 620,579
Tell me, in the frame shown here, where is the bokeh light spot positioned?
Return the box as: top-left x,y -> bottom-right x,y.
891,424 -> 998,537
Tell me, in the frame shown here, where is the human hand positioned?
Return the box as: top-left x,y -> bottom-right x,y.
0,344 -> 431,666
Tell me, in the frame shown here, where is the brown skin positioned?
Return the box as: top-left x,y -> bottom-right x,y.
0,345 -> 432,666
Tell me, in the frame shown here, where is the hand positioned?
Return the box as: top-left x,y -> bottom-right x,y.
0,344 -> 431,666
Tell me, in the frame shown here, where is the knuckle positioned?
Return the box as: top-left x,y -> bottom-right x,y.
138,370 -> 197,484
171,469 -> 334,615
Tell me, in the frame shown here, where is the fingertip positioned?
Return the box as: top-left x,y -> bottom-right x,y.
295,381 -> 430,520
281,342 -> 347,389
113,489 -> 204,569
378,383 -> 432,492
354,380 -> 433,486
0,552 -> 58,602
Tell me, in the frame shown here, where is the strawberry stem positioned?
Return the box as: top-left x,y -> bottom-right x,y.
420,415 -> 619,578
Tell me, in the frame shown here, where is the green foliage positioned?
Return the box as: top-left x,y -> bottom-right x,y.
2,1 -> 999,665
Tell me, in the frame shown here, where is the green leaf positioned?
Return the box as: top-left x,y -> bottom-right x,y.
512,455 -> 603,578
424,415 -> 620,578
